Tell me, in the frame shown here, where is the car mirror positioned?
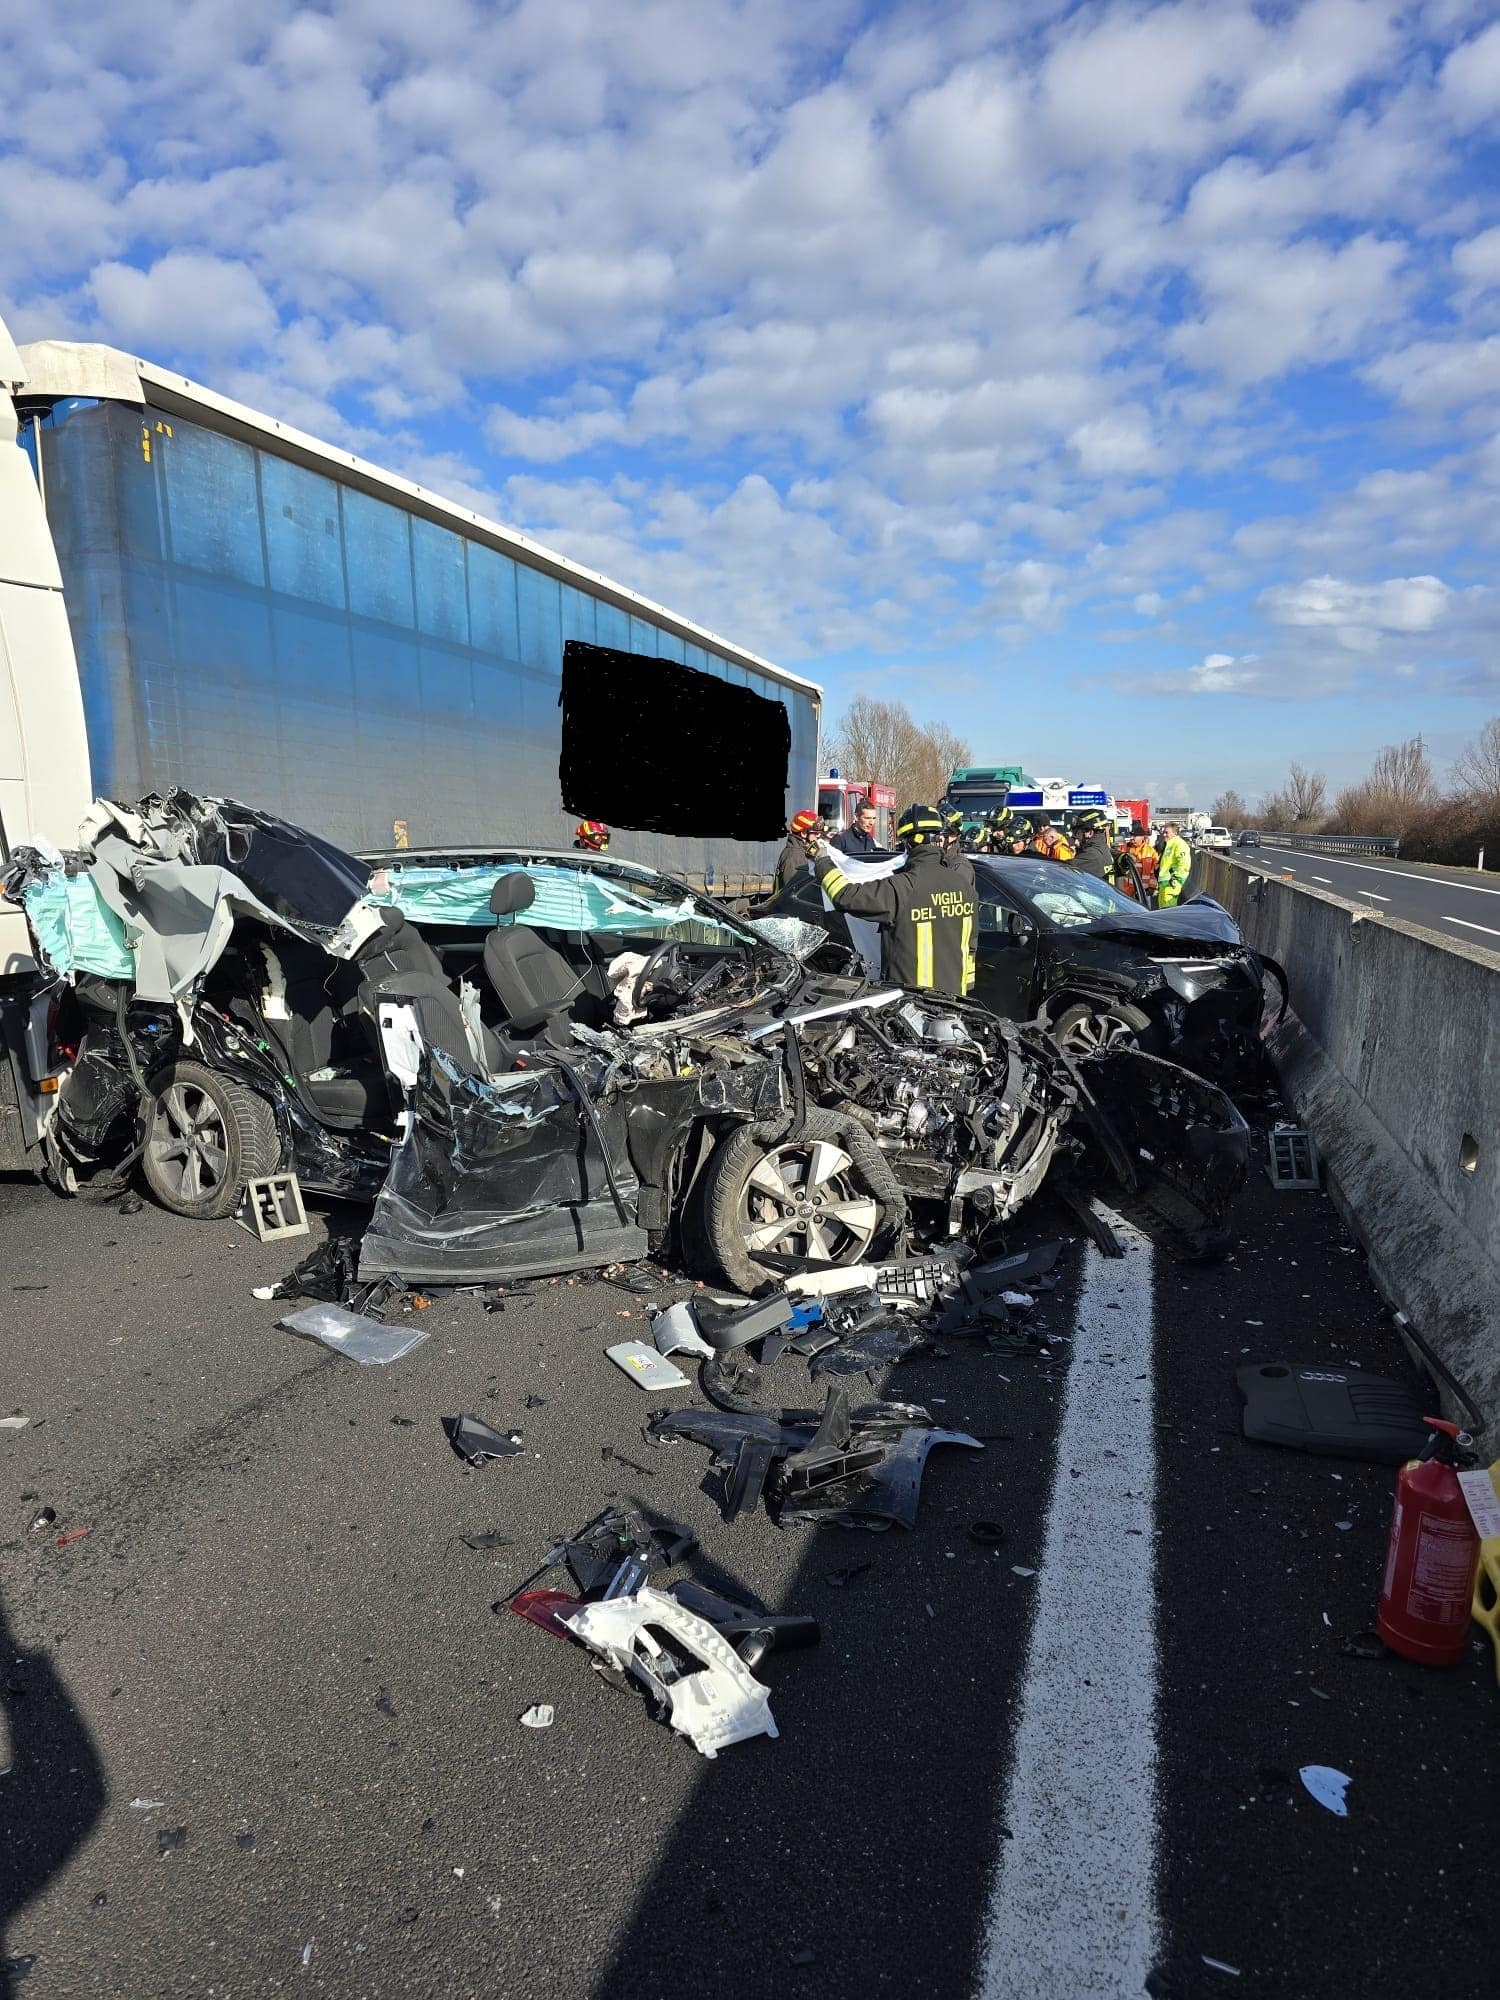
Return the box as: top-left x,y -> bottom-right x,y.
1004,908 -> 1035,944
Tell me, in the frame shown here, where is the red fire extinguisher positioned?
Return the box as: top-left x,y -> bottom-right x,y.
1377,1418 -> 1480,1667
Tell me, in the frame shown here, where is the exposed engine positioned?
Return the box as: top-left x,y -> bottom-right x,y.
798,995 -> 1077,1221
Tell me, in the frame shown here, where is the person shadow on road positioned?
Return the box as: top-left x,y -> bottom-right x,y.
0,1588 -> 106,1994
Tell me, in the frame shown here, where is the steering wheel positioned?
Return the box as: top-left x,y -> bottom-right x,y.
635,940 -> 686,999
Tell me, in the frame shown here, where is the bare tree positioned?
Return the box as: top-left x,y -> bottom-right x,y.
1258,785 -> 1295,829
909,718 -> 973,808
1366,734 -> 1438,833
1452,716 -> 1500,806
827,697 -> 970,810
1287,763 -> 1328,825
1210,788 -> 1249,824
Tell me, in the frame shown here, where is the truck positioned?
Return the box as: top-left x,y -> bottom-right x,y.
944,766 -> 1031,830
0,317 -> 822,1169
1116,797 -> 1150,837
0,320 -> 822,964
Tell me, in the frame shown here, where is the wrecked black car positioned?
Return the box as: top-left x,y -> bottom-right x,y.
764,853 -> 1286,1081
3,792 -> 1250,1279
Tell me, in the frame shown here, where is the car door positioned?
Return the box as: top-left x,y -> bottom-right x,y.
972,880 -> 1042,1021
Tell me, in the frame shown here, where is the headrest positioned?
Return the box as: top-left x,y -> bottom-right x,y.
489,871 -> 537,918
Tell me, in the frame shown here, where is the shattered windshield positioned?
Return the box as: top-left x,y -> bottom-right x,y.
984,858 -> 1142,931
375,861 -> 772,952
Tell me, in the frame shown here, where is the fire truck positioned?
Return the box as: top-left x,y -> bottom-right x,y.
817,773 -> 898,846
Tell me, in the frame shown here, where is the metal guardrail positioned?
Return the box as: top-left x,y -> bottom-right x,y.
1255,831 -> 1401,857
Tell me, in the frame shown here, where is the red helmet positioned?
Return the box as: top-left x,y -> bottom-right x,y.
789,809 -> 819,836
573,820 -> 609,852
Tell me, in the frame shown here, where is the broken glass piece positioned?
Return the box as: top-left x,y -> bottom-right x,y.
1298,1765 -> 1350,1816
280,1302 -> 429,1366
461,1531 -> 510,1551
442,1414 -> 525,1466
156,1826 -> 188,1856
519,1704 -> 555,1729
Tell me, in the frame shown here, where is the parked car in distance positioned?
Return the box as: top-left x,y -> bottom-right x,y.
1198,826 -> 1232,851
1236,829 -> 1262,848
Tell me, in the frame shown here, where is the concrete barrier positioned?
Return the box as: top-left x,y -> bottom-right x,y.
1198,853 -> 1500,1428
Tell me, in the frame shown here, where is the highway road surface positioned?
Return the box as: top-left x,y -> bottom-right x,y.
1,1137 -> 1495,2000
1234,845 -> 1500,952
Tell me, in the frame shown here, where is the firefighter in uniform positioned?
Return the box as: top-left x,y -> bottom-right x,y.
807,803 -> 977,997
1071,808 -> 1114,880
769,810 -> 820,896
985,804 -> 1020,853
573,820 -> 610,853
1157,822 -> 1192,908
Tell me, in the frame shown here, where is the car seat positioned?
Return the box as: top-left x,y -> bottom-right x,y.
482,873 -> 580,1044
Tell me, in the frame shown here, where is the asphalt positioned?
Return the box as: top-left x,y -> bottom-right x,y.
1234,846 -> 1500,953
0,1137 -> 1496,1999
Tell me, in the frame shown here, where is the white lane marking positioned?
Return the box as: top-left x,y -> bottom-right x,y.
1446,916 -> 1500,939
977,1224 -> 1158,2000
1357,890 -> 1390,903
1312,875 -> 1332,884
1257,849 -> 1500,897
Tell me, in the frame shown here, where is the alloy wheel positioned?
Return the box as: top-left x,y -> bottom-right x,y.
739,1139 -> 881,1265
148,1082 -> 231,1204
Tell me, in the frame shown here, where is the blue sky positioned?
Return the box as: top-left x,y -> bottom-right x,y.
3,0 -> 1498,808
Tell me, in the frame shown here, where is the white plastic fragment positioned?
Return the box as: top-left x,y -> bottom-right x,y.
0,1416 -> 30,1430
1299,1765 -> 1351,1817
562,1586 -> 778,1758
650,1300 -> 715,1361
605,1341 -> 690,1390
519,1704 -> 555,1729
783,1265 -> 878,1300
1202,1957 -> 1242,1976
301,1943 -> 313,1968
1011,1566 -> 1037,1578
129,1798 -> 166,1810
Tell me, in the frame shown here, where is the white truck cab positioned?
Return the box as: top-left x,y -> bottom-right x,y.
0,311 -> 93,974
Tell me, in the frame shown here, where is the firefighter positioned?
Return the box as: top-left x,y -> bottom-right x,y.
1032,818 -> 1076,863
1071,808 -> 1114,880
768,809 -> 820,896
573,820 -> 609,853
1116,820 -> 1159,903
1157,821 -> 1192,908
806,803 -> 977,996
941,807 -> 966,854
985,804 -> 1020,853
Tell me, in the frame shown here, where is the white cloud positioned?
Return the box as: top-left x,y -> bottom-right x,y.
1258,572 -> 1453,652
89,250 -> 279,354
1452,226 -> 1500,289
1365,334 -> 1500,413
1439,19 -> 1500,127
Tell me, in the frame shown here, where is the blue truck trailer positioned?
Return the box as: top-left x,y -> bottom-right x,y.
1,328 -> 821,899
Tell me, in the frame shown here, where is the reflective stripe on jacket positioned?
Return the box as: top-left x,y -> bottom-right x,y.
814,847 -> 977,996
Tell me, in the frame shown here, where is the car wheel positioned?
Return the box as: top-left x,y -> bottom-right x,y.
142,1059 -> 279,1220
1050,1000 -> 1156,1058
701,1113 -> 894,1294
